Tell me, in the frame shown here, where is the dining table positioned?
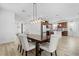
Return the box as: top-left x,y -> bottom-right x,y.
27,34 -> 50,56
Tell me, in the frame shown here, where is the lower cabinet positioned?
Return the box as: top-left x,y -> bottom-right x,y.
62,31 -> 68,36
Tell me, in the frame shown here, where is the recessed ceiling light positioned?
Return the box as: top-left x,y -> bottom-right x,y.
56,14 -> 59,16
22,10 -> 26,12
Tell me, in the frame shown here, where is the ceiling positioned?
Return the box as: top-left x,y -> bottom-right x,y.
0,3 -> 79,23
0,3 -> 33,17
37,3 -> 79,22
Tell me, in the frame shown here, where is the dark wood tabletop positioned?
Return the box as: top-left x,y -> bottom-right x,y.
27,34 -> 49,42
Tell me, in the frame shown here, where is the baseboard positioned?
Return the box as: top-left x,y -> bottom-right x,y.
0,39 -> 16,44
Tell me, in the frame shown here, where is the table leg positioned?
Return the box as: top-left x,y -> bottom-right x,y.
36,42 -> 39,56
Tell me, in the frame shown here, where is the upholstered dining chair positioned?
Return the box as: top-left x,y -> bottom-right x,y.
18,33 -> 36,56
39,31 -> 61,56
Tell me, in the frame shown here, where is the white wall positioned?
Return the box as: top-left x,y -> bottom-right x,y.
15,17 -> 41,35
28,22 -> 41,35
0,9 -> 16,44
68,21 -> 79,37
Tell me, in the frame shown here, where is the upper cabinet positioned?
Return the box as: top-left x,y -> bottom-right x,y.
58,22 -> 67,28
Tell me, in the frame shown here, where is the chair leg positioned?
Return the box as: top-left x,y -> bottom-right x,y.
51,53 -> 53,56
20,45 -> 22,53
39,49 -> 42,56
25,51 -> 27,56
17,44 -> 19,50
39,49 -> 44,56
22,49 -> 24,55
55,50 -> 57,56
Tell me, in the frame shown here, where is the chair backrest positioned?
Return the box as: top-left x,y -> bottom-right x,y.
49,31 -> 61,52
53,31 -> 61,38
18,33 -> 29,50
